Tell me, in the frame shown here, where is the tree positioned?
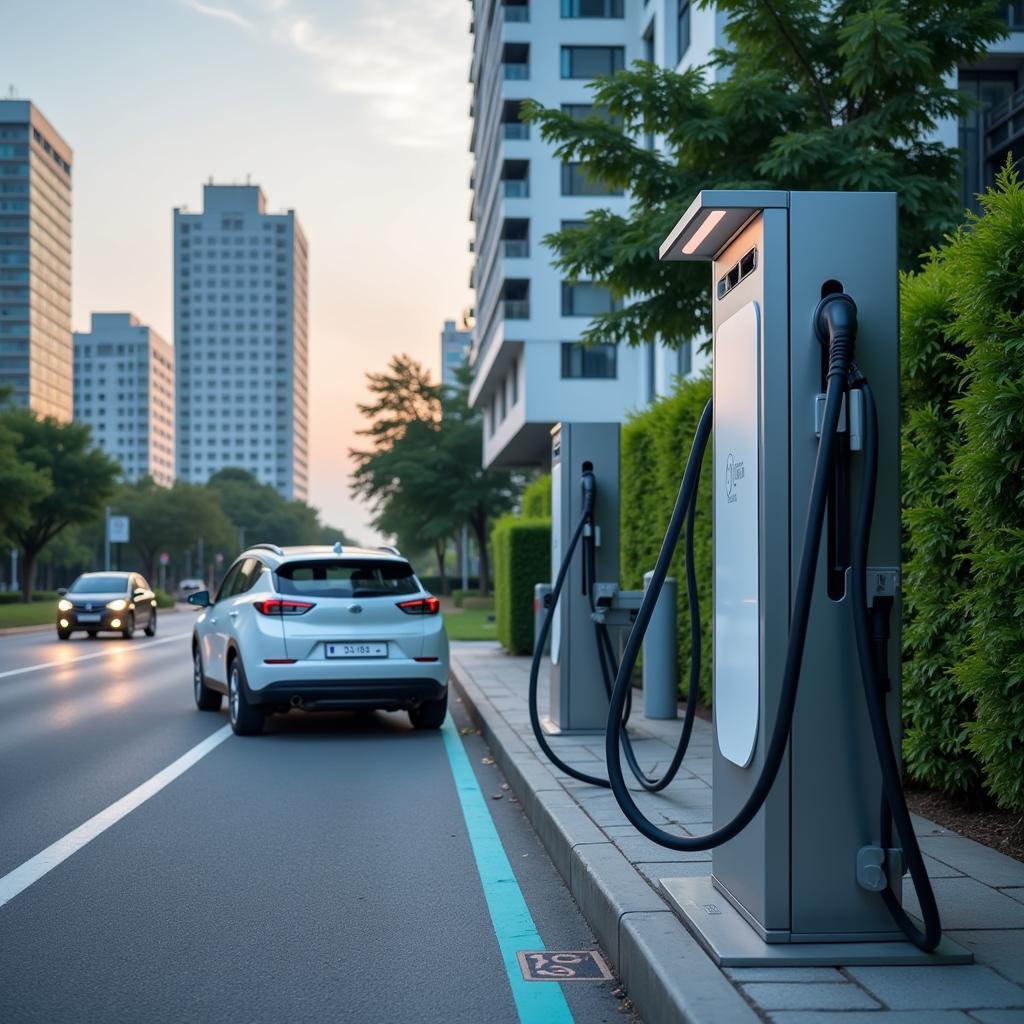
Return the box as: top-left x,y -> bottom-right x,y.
350,358 -> 519,593
1,409 -> 120,601
0,410 -> 51,547
521,0 -> 1007,351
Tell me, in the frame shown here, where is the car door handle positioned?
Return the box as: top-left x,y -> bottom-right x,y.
209,617 -> 218,624
229,610 -> 239,619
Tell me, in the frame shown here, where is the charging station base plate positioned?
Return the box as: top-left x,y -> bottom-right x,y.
538,717 -> 606,736
660,876 -> 974,966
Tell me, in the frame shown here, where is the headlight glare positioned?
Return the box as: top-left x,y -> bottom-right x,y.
106,599 -> 128,611
58,599 -> 73,612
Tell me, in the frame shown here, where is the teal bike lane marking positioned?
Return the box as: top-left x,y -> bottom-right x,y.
440,715 -> 575,1024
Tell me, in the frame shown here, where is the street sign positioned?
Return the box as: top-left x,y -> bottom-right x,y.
159,552 -> 170,566
107,516 -> 130,544
215,553 -> 224,565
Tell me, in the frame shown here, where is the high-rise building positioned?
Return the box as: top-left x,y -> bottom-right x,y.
441,319 -> 472,386
467,0 -> 644,468
173,184 -> 309,500
0,99 -> 73,420
73,313 -> 175,486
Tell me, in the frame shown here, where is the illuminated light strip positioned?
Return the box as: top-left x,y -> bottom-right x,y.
682,208 -> 727,255
0,632 -> 188,681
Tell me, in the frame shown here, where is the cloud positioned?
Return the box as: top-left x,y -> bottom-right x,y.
274,2 -> 470,149
181,0 -> 255,31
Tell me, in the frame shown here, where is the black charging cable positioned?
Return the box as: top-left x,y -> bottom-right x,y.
602,297 -> 853,851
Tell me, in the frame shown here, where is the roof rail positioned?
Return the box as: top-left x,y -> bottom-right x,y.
248,543 -> 284,556
376,545 -> 401,556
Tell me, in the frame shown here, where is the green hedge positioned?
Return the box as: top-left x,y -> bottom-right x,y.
900,248 -> 979,796
0,590 -> 61,605
621,374 -> 713,703
949,168 -> 1024,810
521,474 -> 552,518
492,515 -> 550,655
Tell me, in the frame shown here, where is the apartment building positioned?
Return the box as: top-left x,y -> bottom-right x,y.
468,0 -> 645,468
0,99 -> 73,420
173,184 -> 309,501
73,313 -> 175,486
441,318 -> 472,386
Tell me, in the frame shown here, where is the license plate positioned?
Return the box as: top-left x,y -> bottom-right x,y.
78,613 -> 101,622
325,642 -> 388,659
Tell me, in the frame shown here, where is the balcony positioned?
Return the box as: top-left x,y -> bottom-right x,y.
503,4 -> 529,21
504,300 -> 530,319
503,179 -> 529,198
503,122 -> 529,140
503,239 -> 529,258
503,63 -> 529,80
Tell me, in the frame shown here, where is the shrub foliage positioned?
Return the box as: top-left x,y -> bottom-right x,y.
492,516 -> 550,656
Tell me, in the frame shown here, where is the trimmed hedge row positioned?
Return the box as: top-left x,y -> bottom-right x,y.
492,515 -> 550,655
621,374 -> 713,703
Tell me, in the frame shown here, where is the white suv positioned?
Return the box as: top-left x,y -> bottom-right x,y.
189,544 -> 449,735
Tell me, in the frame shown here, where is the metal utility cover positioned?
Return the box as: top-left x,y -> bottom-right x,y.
516,950 -> 614,982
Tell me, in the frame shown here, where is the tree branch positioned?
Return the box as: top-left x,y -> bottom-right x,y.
759,0 -> 832,126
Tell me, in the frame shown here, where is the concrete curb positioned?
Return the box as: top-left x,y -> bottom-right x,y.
451,663 -> 759,1024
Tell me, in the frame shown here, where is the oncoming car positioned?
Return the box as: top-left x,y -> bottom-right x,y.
56,572 -> 158,640
188,544 -> 449,735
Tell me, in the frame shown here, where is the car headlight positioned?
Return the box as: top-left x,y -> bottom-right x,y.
58,599 -> 73,612
106,599 -> 128,611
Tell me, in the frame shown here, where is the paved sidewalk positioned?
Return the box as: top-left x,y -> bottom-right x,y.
450,641 -> 1024,1024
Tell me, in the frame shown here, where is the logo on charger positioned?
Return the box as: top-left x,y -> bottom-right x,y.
725,452 -> 745,504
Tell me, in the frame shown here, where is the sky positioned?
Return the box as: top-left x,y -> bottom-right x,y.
0,0 -> 474,544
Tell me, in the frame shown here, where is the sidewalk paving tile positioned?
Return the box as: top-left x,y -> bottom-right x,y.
918,836 -> 1024,888
901,876 -> 1024,929
739,980 -> 880,1010
846,964 -> 1024,1010
767,1012 -> 974,1024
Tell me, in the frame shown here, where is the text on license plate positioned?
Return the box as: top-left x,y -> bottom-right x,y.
325,642 -> 388,659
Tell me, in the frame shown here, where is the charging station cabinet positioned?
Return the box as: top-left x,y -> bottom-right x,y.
547,422 -> 620,733
654,191 -> 970,965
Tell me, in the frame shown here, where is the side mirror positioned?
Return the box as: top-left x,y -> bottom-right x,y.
56,587 -> 67,596
187,590 -> 211,607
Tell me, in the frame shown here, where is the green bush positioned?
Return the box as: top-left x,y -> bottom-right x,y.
951,167 -> 1024,811
900,247 -> 981,796
521,474 -> 551,518
621,373 -> 713,703
492,515 -> 550,654
451,588 -> 468,608
153,587 -> 177,609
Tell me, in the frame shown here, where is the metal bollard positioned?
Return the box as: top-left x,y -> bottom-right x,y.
533,583 -> 552,656
642,570 -> 678,719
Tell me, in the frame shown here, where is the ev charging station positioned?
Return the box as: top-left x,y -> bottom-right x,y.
547,422 -> 620,733
649,190 -> 970,965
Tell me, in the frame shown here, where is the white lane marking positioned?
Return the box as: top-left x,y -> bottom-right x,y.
0,724 -> 232,910
0,632 -> 189,681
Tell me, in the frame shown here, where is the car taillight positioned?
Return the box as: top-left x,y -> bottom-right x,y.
397,596 -> 440,615
254,599 -> 315,616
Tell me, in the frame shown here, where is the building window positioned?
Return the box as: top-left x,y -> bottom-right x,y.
678,2 -> 691,62
959,69 -> 1020,212
562,281 -> 622,316
561,162 -> 623,196
561,342 -> 617,379
560,45 -> 625,79
561,0 -> 623,16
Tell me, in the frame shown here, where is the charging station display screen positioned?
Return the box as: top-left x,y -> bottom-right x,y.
714,301 -> 761,768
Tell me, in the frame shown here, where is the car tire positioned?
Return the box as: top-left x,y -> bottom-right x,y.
409,695 -> 447,730
193,647 -> 222,711
57,628 -> 71,641
145,609 -> 157,637
121,612 -> 135,639
228,657 -> 264,736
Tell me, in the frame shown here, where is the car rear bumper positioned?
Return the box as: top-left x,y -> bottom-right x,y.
248,677 -> 447,711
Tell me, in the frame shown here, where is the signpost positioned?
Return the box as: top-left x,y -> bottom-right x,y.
105,510 -> 130,571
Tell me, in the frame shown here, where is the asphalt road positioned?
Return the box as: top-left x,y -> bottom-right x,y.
0,612 -> 637,1024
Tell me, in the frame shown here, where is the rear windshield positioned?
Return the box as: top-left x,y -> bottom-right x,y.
69,575 -> 129,594
275,559 -> 420,599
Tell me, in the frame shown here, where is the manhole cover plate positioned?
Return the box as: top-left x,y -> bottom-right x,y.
516,950 -> 613,981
